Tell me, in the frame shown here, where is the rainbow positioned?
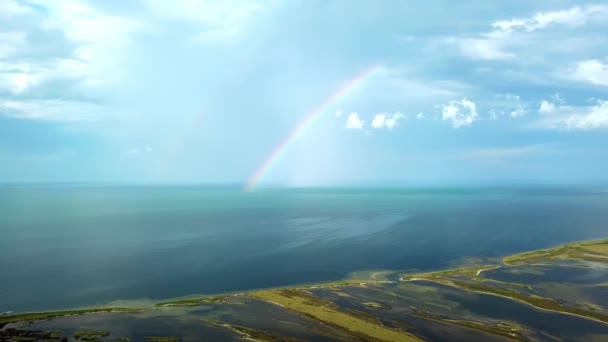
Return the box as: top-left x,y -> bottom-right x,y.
244,64 -> 384,191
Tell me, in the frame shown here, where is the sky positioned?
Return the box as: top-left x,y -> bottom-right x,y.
1,0 -> 608,186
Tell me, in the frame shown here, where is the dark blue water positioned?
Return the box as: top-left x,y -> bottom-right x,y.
1,185 -> 607,312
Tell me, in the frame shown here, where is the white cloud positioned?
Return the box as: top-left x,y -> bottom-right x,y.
570,59 -> 608,86
458,38 -> 513,60
371,113 -> 386,128
335,109 -> 343,117
416,112 -> 423,119
440,98 -> 478,128
532,100 -> 608,130
493,6 -> 608,33
371,112 -> 405,129
539,100 -> 556,113
492,93 -> 528,119
345,112 -> 364,129
0,99 -> 106,121
510,107 -> 528,117
551,93 -> 565,104
0,0 -> 143,98
0,32 -> 27,58
379,66 -> 469,99
451,5 -> 608,60
385,112 -> 405,129
11,73 -> 32,94
0,61 -> 52,94
564,100 -> 608,129
0,0 -> 34,18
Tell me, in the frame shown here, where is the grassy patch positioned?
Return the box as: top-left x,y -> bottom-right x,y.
144,337 -> 179,342
74,330 -> 110,341
155,295 -> 231,307
0,307 -> 141,325
0,328 -> 66,341
247,289 -> 422,342
504,239 -> 608,265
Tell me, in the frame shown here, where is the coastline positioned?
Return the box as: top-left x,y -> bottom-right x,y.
3,238 -> 608,341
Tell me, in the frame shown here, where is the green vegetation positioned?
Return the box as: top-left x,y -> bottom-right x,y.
144,337 -> 179,342
577,301 -> 604,312
0,328 -> 66,341
401,265 -> 499,281
205,319 -> 304,342
0,307 -> 141,325
504,239 -> 608,265
247,289 -> 422,342
155,295 -> 231,307
74,330 -> 110,341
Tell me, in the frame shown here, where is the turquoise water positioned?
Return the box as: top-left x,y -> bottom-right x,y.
1,185 -> 607,312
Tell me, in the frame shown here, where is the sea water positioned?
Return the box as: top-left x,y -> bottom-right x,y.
1,185 -> 607,312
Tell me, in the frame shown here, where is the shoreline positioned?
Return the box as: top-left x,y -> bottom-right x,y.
3,238 -> 607,328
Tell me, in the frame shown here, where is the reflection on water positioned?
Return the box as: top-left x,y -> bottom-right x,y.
2,186 -> 608,312
29,300 -> 344,342
438,284 -> 608,338
31,311 -> 236,342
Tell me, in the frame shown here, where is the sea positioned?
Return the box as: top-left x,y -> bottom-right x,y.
1,185 -> 607,312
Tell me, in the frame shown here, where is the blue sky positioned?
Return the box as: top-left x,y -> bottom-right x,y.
1,0 -> 608,185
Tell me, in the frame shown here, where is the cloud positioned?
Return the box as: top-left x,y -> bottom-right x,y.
457,38 -> 514,60
0,1 -> 142,90
539,100 -> 556,113
570,58 -> 608,86
564,101 -> 608,129
371,113 -> 386,128
532,99 -> 608,130
491,93 -> 528,119
510,107 -> 528,117
450,5 -> 608,60
440,98 -> 478,128
0,0 -> 143,121
371,112 -> 405,129
460,144 -> 546,167
0,0 -> 34,18
416,112 -> 423,119
385,112 -> 405,129
493,6 -> 608,33
0,99 -> 106,121
0,32 -> 27,58
345,112 -> 364,129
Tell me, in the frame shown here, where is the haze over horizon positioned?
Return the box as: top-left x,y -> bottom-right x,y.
2,0 -> 608,186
